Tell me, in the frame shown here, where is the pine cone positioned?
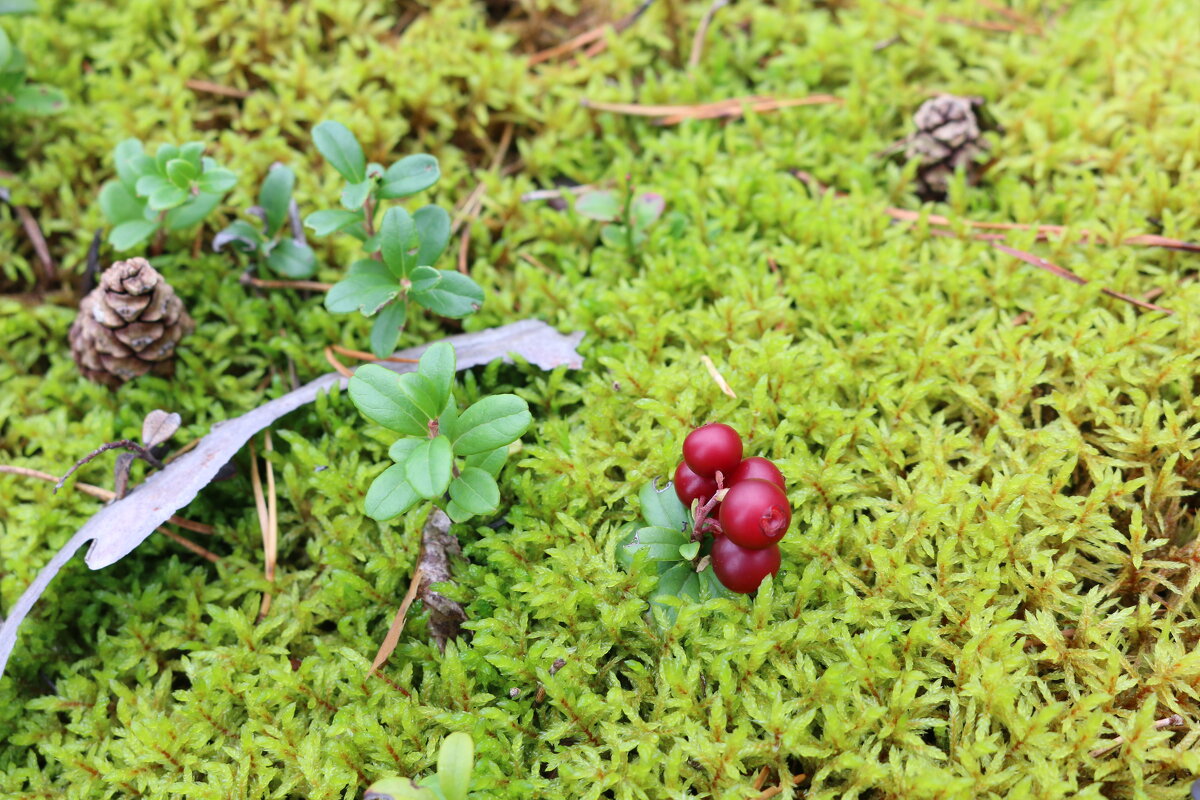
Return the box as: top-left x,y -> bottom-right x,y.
904,94 -> 992,200
69,258 -> 194,388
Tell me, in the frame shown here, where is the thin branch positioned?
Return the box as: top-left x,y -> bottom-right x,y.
993,243 -> 1173,315
323,346 -> 355,378
458,225 -> 471,275
54,440 -> 162,493
241,274 -> 333,292
688,0 -> 729,70
13,204 -> 55,285
369,566 -> 424,676
527,0 -> 656,64
1090,714 -> 1184,757
329,343 -> 418,364
156,527 -> 220,563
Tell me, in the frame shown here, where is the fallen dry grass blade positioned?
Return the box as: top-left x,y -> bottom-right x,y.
584,94 -> 841,125
184,78 -> 251,98
700,355 -> 737,398
370,566 -> 424,675
688,0 -> 729,69
329,344 -> 419,364
993,243 -> 1174,315
323,346 -> 355,378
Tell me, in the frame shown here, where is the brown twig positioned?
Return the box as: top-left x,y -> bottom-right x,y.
458,226 -> 471,275
700,355 -> 737,398
688,0 -> 729,69
1090,714 -> 1184,757
241,275 -> 333,292
753,767 -> 770,791
490,123 -> 515,173
583,94 -> 842,125
369,566 -> 424,675
323,346 -> 355,378
0,465 -> 218,556
527,0 -> 656,64
993,243 -> 1173,315
329,343 -> 419,364
12,204 -> 55,285
53,440 -> 163,493
184,79 -> 251,98
156,527 -> 220,563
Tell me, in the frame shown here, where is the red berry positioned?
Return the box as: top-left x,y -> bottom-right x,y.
719,478 -> 791,549
674,461 -> 719,510
729,457 -> 785,491
682,423 -> 743,478
711,536 -> 780,594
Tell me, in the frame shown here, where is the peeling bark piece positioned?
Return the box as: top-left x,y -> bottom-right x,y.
0,320 -> 584,681
418,509 -> 467,651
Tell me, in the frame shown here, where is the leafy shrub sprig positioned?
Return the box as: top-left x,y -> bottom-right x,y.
99,139 -> 237,250
306,121 -> 485,358
213,163 -> 316,278
349,341 -> 530,523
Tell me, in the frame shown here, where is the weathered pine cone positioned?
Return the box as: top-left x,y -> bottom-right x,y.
69,258 -> 194,388
904,94 -> 992,200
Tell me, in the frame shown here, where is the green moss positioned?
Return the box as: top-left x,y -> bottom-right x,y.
4,0 -> 1200,797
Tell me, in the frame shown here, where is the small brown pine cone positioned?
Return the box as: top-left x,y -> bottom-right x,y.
904,94 -> 993,200
69,258 -> 194,388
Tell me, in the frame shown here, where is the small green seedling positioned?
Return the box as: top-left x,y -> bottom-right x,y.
363,732 -> 475,800
214,163 -> 316,278
306,120 -> 484,358
349,341 -> 531,523
575,185 -> 665,252
0,8 -> 66,117
616,480 -> 732,625
99,138 -> 237,251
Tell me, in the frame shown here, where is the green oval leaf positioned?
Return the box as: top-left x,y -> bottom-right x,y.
109,219 -> 159,251
575,190 -> 621,221
364,464 -> 421,521
411,270 -> 484,318
265,239 -> 316,278
448,468 -> 500,518
99,181 -> 145,224
378,153 -> 440,198
363,776 -> 437,800
348,364 -> 429,437
369,301 -> 408,358
304,208 -> 363,237
638,481 -> 690,532
450,394 -> 531,456
324,260 -> 398,315
620,526 -> 691,563
164,192 -> 221,230
437,731 -> 475,800
313,120 -> 366,183
464,446 -> 507,478
413,205 -> 451,267
380,206 -> 416,279
341,178 -> 373,210
197,167 -> 237,195
258,163 -> 295,235
418,341 -> 455,411
165,158 -> 199,188
405,436 -> 453,500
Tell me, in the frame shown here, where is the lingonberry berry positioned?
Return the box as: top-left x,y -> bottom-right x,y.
674,460 -> 719,510
729,456 -> 785,491
682,423 -> 743,478
719,478 -> 791,549
711,535 -> 780,594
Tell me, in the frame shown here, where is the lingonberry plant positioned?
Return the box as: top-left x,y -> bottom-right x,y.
618,423 -> 793,610
305,120 -> 484,358
213,163 -> 316,278
99,138 -> 238,251
348,341 -> 531,523
574,182 -> 665,257
364,731 -> 475,800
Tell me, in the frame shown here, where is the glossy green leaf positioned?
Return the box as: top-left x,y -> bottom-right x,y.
304,208 -> 362,237
213,220 -> 262,253
147,183 -> 188,211
135,174 -> 170,198
363,776 -> 437,800
405,436 -> 453,499
380,206 -> 416,279
394,372 -> 443,421
113,138 -> 145,187
178,141 -> 204,168
154,143 -> 180,173
164,192 -> 221,230
258,164 -> 295,235
109,219 -> 158,251
164,158 -> 199,188
413,205 -> 451,267
340,178 -> 372,210
638,481 -> 690,532
411,270 -> 484,318
678,541 -> 700,561
450,394 -> 531,455
197,167 -> 237,194
347,364 -> 428,437
437,731 -> 475,800
8,84 -> 65,115
418,341 -> 455,411
265,239 -> 315,278
378,154 -> 440,198
369,301 -> 407,358
464,446 -> 507,478
364,464 -> 421,521
448,468 -> 500,517
313,120 -> 366,183
324,260 -> 398,316
409,265 -> 440,294
388,437 -> 422,464
618,526 -> 691,564
98,181 -> 144,224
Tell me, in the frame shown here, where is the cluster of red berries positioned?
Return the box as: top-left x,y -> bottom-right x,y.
674,423 -> 791,594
